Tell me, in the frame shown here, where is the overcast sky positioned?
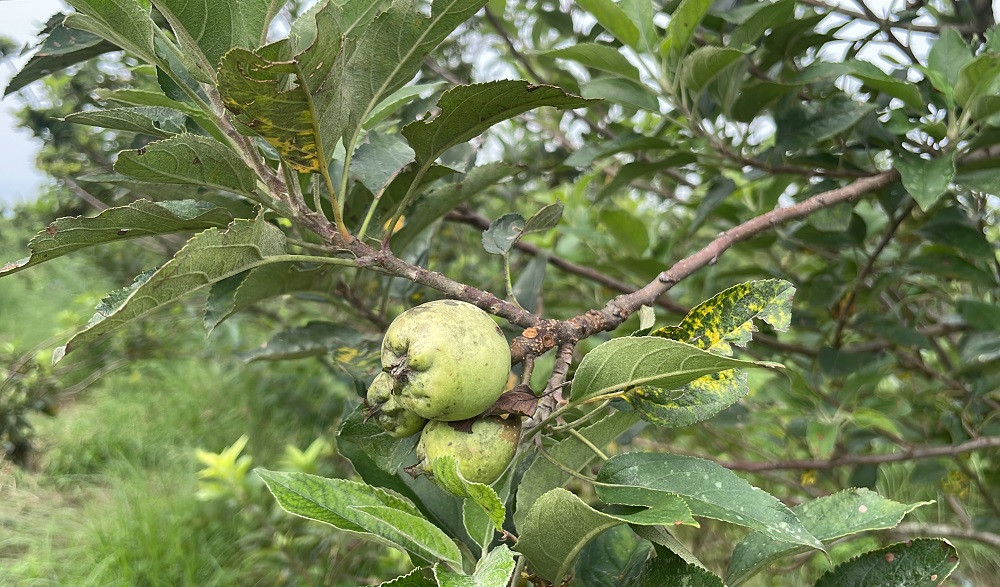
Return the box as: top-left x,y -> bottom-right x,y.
0,0 -> 65,208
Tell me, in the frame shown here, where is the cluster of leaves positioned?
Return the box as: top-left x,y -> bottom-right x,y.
1,0 -> 997,584
0,347 -> 59,465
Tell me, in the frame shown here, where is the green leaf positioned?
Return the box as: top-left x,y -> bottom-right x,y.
429,455 -> 506,532
815,539 -> 959,586
392,162 -> 520,253
651,279 -> 796,354
482,213 -> 525,255
730,81 -> 798,122
728,0 -> 795,48
114,135 -> 258,196
434,545 -> 517,587
241,321 -> 381,378
523,203 -> 564,235
620,0 -> 657,53
5,19 -> 118,95
55,219 -> 286,361
204,263 -> 335,330
622,544 -> 724,587
1,199 -> 231,277
955,53 -> 1000,107
350,132 -> 416,195
845,60 -> 925,111
600,209 -> 648,256
575,526 -> 652,587
581,78 -> 659,111
927,28 -> 971,91
256,469 -> 462,566
575,0 -> 640,47
775,95 -> 876,152
150,0 -> 278,79
517,488 -> 694,584
365,82 -> 446,130
726,488 -> 932,585
337,404 -> 419,475
680,46 -> 750,92
402,80 -> 593,167
378,567 -> 436,586
570,336 -> 772,403
894,152 -> 955,211
596,453 -> 824,550
661,0 -> 712,61
65,0 -> 159,64
541,43 -> 641,81
65,106 -> 188,137
514,411 -> 641,531
955,167 -> 1000,193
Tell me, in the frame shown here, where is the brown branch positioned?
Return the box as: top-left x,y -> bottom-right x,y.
715,436 -> 1000,472
889,524 -> 1000,550
507,171 -> 899,362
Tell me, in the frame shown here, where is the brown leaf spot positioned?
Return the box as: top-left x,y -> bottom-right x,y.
485,385 -> 537,418
137,147 -> 147,155
884,553 -> 895,563
117,229 -> 130,236
930,575 -> 938,581
522,327 -> 538,339
45,224 -> 58,236
448,418 -> 476,434
192,157 -> 201,165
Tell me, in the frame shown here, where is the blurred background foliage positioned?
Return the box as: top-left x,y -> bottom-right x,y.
1,0 -> 998,584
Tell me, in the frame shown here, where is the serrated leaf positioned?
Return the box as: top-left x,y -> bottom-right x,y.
402,80 -> 594,167
64,0 -> 159,65
256,469 -> 462,565
482,213 -> 525,255
541,43 -> 640,81
622,544 -> 724,587
727,488 -> 932,586
596,453 -> 824,550
151,0 -> 279,80
894,152 -> 955,211
5,19 -> 118,95
814,539 -> 958,586
434,545 -> 516,587
392,162 -> 520,253
241,321 -> 381,378
514,412 -> 641,531
1,199 -> 231,277
652,279 -> 796,354
337,404 -> 419,475
570,336 -> 773,403
377,567 -> 436,586
680,46 -> 750,92
55,219 -> 286,361
204,263 -> 335,330
517,488 -> 693,584
114,135 -> 258,195
65,106 -> 188,137
429,455 -> 506,532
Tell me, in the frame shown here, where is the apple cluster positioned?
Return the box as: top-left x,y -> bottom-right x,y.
365,300 -> 519,484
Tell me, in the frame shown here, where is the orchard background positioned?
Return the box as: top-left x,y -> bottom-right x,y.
0,0 -> 998,585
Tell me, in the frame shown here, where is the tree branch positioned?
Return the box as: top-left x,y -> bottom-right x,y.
508,171 -> 899,362
716,436 -> 1000,472
889,523 -> 1000,550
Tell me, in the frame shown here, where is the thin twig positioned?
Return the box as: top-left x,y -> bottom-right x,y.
889,524 -> 1000,550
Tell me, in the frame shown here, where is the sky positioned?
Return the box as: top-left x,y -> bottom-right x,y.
0,0 -> 65,208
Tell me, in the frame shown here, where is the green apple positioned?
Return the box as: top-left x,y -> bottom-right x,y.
381,300 -> 510,421
365,372 -> 426,438
417,417 -> 520,484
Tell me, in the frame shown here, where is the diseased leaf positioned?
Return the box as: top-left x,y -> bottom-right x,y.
517,488 -> 693,584
596,453 -> 824,550
5,19 -> 118,95
624,369 -> 749,428
1,199 -> 231,277
256,469 -> 462,565
114,135 -> 258,195
241,321 -> 381,378
726,488 -> 932,585
815,539 -> 959,586
65,106 -> 188,137
55,219 -> 287,361
570,337 -> 774,403
429,455 -> 506,532
402,80 -> 594,167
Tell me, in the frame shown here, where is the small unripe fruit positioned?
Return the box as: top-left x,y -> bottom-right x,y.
417,417 -> 520,484
381,300 -> 510,421
366,372 -> 426,438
